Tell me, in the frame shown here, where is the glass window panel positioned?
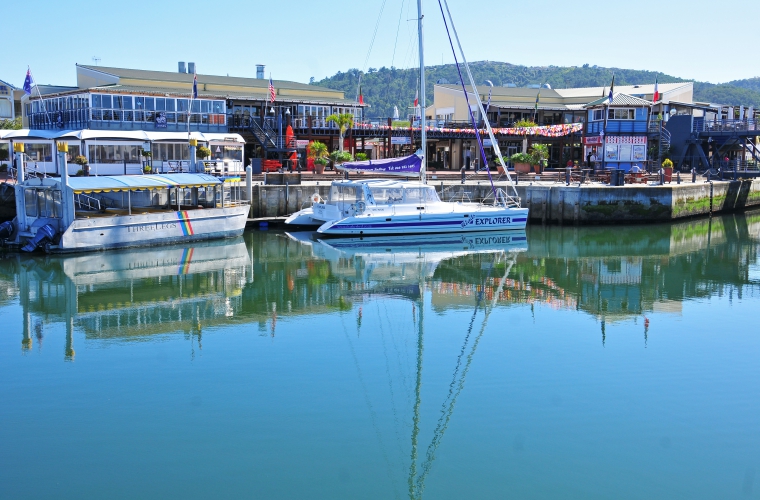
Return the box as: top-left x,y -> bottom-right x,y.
25,189 -> 38,218
165,113 -> 176,123
191,100 -> 200,113
113,96 -> 123,109
52,191 -> 62,218
123,96 -> 133,110
155,98 -> 165,111
145,98 -> 154,111
201,100 -> 211,113
166,99 -> 175,111
112,110 -> 121,121
101,95 -> 112,108
177,99 -> 188,112
37,190 -> 47,217
213,101 -> 224,113
135,97 -> 144,109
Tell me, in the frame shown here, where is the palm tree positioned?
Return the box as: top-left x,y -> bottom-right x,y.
325,112 -> 354,152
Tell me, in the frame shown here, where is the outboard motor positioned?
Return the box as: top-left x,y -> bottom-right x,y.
0,221 -> 13,240
21,224 -> 56,253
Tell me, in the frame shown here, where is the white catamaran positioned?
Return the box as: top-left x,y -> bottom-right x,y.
0,142 -> 249,253
285,0 -> 528,236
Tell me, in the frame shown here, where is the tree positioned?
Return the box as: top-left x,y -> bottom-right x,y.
308,140 -> 328,164
325,113 -> 354,152
0,117 -> 22,130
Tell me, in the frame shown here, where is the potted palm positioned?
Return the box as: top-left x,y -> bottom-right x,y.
529,144 -> 549,173
308,141 -> 328,174
510,152 -> 533,174
140,150 -> 152,173
662,158 -> 673,183
329,150 -> 353,173
73,155 -> 89,176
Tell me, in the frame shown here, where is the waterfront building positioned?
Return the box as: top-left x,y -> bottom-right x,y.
16,64 -> 363,173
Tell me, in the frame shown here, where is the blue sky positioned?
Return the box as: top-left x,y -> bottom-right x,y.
3,0 -> 757,88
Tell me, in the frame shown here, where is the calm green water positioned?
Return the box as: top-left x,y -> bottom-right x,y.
2,213 -> 760,499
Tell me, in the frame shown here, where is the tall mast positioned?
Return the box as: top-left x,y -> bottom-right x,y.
417,0 -> 426,183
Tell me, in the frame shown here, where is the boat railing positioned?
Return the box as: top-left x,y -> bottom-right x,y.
482,188 -> 521,208
446,190 -> 472,203
75,193 -> 102,212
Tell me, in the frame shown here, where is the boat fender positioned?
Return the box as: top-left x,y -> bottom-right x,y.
21,224 -> 57,253
0,220 -> 14,240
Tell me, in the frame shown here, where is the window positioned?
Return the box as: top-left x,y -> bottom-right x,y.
609,108 -> 635,120
145,98 -> 154,111
88,145 -> 141,163
155,98 -> 165,111
177,99 -> 188,112
25,143 -> 52,162
24,189 -> 38,218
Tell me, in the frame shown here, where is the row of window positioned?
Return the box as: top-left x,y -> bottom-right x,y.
590,108 -> 638,121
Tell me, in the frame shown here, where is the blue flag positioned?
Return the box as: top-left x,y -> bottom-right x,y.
608,74 -> 615,104
192,73 -> 198,99
23,68 -> 33,95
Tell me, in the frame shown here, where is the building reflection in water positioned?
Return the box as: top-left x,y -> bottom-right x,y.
1,209 -> 759,359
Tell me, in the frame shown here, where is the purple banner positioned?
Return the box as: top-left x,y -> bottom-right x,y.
337,153 -> 422,175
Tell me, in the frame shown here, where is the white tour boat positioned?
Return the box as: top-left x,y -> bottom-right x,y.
0,143 -> 249,253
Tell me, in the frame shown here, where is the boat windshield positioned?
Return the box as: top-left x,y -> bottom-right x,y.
404,187 -> 440,204
328,185 -> 364,205
368,187 -> 404,205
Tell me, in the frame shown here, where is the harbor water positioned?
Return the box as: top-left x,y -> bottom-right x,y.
2,211 -> 760,499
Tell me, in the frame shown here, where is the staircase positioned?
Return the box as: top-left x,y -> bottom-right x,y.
251,120 -> 277,149
659,127 -> 671,155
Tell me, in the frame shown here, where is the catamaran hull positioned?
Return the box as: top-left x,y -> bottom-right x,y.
52,206 -> 250,253
317,208 -> 529,236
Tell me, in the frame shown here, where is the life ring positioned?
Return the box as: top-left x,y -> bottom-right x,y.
311,193 -> 321,204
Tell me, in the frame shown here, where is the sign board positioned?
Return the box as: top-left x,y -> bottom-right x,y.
483,139 -> 493,147
582,136 -> 603,145
295,140 -> 310,148
605,136 -> 647,145
391,136 -> 411,145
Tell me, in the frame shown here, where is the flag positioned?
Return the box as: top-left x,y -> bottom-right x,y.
268,76 -> 276,103
652,78 -> 660,103
413,88 -> 419,108
608,74 -> 615,104
535,90 -> 540,110
23,68 -> 33,95
192,72 -> 198,99
358,85 -> 364,105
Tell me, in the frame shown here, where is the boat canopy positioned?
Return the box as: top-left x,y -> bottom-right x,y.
337,153 -> 422,176
64,173 -> 222,194
0,129 -> 245,143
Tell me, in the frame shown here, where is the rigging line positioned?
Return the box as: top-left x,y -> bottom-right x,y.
382,299 -> 413,406
435,0 -> 497,200
415,253 -> 515,496
439,0 -> 520,200
357,0 -> 390,101
339,312 -> 403,500
385,0 -> 408,114
374,300 -> 409,460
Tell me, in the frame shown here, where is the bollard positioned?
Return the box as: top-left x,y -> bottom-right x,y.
706,171 -> 711,182
565,167 -> 571,186
460,166 -> 466,184
660,169 -> 664,185
692,168 -> 697,183
734,165 -> 738,181
676,171 -> 681,184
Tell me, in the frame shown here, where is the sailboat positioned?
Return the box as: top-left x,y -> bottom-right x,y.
284,0 -> 528,236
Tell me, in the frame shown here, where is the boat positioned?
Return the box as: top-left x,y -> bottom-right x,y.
0,144 -> 249,253
284,0 -> 528,236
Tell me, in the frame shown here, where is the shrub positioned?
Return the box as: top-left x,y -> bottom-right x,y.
662,158 -> 674,169
196,146 -> 212,159
514,119 -> 538,128
510,152 -> 534,164
355,152 -> 369,161
0,163 -> 7,172
74,169 -> 84,177
329,151 -> 353,163
73,155 -> 88,166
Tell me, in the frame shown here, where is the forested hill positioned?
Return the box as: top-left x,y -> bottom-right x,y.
312,61 -> 760,119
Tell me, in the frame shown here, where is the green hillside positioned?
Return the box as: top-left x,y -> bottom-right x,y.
313,61 -> 760,119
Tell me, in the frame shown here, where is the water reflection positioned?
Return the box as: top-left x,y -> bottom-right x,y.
1,211 -> 759,357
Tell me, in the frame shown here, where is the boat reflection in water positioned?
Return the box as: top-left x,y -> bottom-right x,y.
9,238 -> 251,359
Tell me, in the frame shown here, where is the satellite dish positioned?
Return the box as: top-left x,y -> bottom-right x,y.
669,109 -> 677,116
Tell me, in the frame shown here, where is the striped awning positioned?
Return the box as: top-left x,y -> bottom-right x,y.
66,173 -> 222,194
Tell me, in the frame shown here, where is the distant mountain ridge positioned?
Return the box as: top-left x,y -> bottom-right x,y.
313,61 -> 760,119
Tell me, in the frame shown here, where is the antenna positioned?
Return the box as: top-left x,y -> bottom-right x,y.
92,57 -> 101,66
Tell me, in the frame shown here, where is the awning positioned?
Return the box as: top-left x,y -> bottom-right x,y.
66,173 -> 222,194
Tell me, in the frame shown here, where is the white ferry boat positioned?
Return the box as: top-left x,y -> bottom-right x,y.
0,144 -> 249,253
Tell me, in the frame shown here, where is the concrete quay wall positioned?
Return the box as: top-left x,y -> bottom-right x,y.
248,179 -> 760,224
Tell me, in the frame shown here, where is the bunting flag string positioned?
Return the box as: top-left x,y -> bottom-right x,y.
353,122 -> 583,137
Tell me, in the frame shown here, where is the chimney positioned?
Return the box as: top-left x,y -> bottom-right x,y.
256,64 -> 265,79
178,61 -> 186,73
188,62 -> 196,75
